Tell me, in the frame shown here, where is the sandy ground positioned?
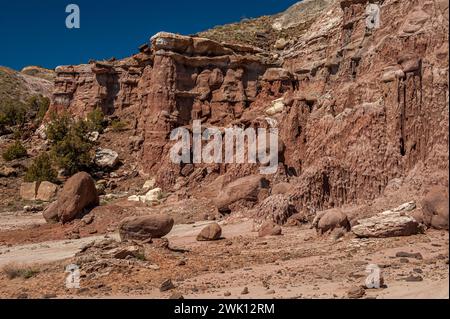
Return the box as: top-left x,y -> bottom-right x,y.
0,213 -> 448,299
0,212 -> 45,232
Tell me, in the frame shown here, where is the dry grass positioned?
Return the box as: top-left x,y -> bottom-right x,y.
2,263 -> 41,280
0,67 -> 26,103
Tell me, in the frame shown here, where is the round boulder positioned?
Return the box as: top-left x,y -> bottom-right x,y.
315,209 -> 351,235
197,223 -> 222,241
258,221 -> 282,237
421,186 -> 449,230
119,215 -> 174,241
43,172 -> 99,224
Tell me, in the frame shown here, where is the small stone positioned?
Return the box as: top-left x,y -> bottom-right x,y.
169,292 -> 184,299
144,188 -> 163,203
160,279 -> 175,292
405,275 -> 424,282
112,246 -> 142,259
267,290 -> 276,295
82,214 -> 94,225
400,258 -> 410,263
143,179 -> 156,190
258,221 -> 283,237
224,291 -> 231,297
94,148 -> 119,169
395,252 -> 423,260
24,204 -> 44,213
347,286 -> 366,299
241,287 -> 249,295
0,165 -> 17,177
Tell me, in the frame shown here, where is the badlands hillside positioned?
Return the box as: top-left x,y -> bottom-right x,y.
0,0 -> 448,299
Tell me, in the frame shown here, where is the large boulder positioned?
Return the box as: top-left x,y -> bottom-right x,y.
43,172 -> 99,224
421,186 -> 449,230
197,223 -> 222,241
352,204 -> 422,238
119,215 -> 174,241
313,209 -> 351,235
20,182 -> 38,201
36,181 -> 58,202
213,175 -> 268,212
42,201 -> 59,223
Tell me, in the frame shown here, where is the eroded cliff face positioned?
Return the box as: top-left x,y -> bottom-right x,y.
46,0 -> 449,214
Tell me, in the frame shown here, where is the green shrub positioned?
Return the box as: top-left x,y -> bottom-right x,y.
86,107 -> 105,133
45,112 -> 94,175
27,95 -> 50,122
50,129 -> 93,175
46,112 -> 72,143
0,100 -> 27,127
2,141 -> 27,161
111,119 -> 128,132
25,153 -> 58,183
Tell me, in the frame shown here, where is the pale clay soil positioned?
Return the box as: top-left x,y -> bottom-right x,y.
0,213 -> 448,299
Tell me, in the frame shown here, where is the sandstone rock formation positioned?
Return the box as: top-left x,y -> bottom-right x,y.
43,172 -> 99,224
43,0 -> 448,224
119,215 -> 174,241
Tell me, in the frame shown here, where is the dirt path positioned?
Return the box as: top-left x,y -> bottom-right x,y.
0,212 -> 45,232
0,220 -> 222,267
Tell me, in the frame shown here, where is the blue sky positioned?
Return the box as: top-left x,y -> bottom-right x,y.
0,0 -> 299,70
